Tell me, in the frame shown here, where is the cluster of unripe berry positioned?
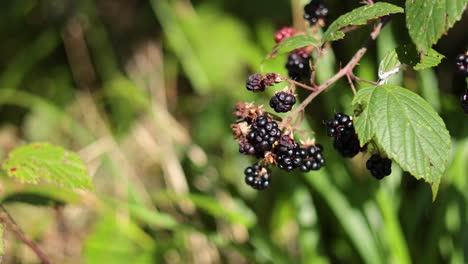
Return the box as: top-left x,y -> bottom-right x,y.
456,53 -> 468,114
325,113 -> 392,179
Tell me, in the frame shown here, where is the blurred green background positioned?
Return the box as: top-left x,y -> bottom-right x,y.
0,0 -> 467,263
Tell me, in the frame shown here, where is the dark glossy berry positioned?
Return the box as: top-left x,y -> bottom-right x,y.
274,27 -> 296,43
366,155 -> 392,179
455,53 -> 468,76
270,91 -> 297,113
245,115 -> 281,156
244,163 -> 271,190
286,51 -> 311,81
304,0 -> 328,25
325,112 -> 361,158
461,90 -> 468,114
246,73 -> 265,92
274,135 -> 325,172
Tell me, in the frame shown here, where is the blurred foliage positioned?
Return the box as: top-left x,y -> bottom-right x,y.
0,0 -> 467,263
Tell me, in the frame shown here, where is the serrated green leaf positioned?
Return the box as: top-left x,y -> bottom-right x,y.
378,49 -> 401,77
406,0 -> 467,52
267,35 -> 318,59
322,2 -> 403,42
413,49 -> 445,70
395,44 -> 445,70
353,85 -> 450,199
352,86 -> 376,146
2,143 -> 94,191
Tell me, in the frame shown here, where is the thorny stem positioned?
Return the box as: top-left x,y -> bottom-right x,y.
287,79 -> 316,91
0,205 -> 51,264
281,19 -> 387,128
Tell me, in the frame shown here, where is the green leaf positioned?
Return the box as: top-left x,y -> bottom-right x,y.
353,85 -> 451,199
2,143 -> 94,191
378,45 -> 444,82
267,35 -> 318,59
395,44 -> 444,70
322,2 -> 403,42
405,0 -> 467,52
352,86 -> 376,146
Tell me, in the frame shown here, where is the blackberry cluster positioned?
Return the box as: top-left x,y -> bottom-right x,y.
244,115 -> 281,156
461,90 -> 468,114
286,51 -> 311,81
455,53 -> 468,76
274,135 -> 325,172
244,163 -> 271,190
274,27 -> 296,43
303,0 -> 328,25
270,91 -> 297,113
325,112 -> 361,158
366,155 -> 392,179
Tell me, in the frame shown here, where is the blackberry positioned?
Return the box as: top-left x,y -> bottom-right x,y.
246,115 -> 281,155
246,73 -> 265,92
270,91 -> 297,113
274,135 -> 325,172
298,145 -> 325,172
304,0 -> 328,25
238,138 -> 256,155
325,112 -> 361,158
274,27 -> 296,43
366,155 -> 392,179
244,163 -> 271,190
461,90 -> 468,114
455,53 -> 468,76
286,51 -> 311,81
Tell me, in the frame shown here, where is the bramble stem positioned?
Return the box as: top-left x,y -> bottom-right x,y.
281,19 -> 386,127
0,205 -> 51,264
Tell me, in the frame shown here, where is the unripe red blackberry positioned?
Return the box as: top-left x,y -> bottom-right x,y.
270,91 -> 297,113
286,51 -> 311,81
304,0 -> 328,25
325,112 -> 362,158
244,163 -> 271,190
461,90 -> 468,114
366,155 -> 392,179
455,53 -> 468,76
274,27 -> 296,43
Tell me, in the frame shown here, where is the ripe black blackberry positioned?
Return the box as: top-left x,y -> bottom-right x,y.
286,51 -> 311,81
366,155 -> 392,179
455,53 -> 468,76
244,163 -> 271,190
325,112 -> 361,158
274,135 -> 325,172
304,0 -> 328,25
461,90 -> 468,114
270,91 -> 297,113
274,27 -> 297,43
246,73 -> 265,92
246,115 -> 281,155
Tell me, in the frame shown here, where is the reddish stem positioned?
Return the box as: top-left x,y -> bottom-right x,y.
282,19 -> 386,127
0,207 -> 51,264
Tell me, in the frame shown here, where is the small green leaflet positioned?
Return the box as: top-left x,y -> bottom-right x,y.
353,85 -> 450,200
2,143 -> 94,191
0,224 -> 3,258
322,2 -> 403,42
378,45 -> 444,82
267,35 -> 318,59
406,0 -> 467,52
